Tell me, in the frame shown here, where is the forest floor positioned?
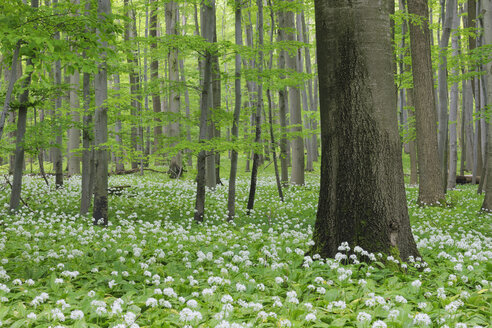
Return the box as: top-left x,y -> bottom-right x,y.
0,167 -> 491,327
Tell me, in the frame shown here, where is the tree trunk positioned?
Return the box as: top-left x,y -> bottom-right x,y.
227,0 -> 243,220
166,0 -> 183,178
481,0 -> 492,209
53,0 -> 63,188
150,0 -> 162,160
113,73 -> 124,172
285,0 -> 304,185
9,53 -> 35,211
407,0 -> 445,205
68,69 -> 81,175
92,0 -> 111,225
312,0 -> 420,261
407,89 -> 419,185
0,41 -> 21,142
194,0 -> 215,222
277,10 -> 289,185
246,0 -> 264,213
447,6 -> 460,189
437,0 -> 457,192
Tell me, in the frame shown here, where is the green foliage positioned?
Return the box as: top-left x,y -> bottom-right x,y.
0,167 -> 490,327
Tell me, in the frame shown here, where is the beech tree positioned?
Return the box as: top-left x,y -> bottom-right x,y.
92,0 -> 111,225
407,0 -> 445,205
480,0 -> 492,211
311,0 -> 420,260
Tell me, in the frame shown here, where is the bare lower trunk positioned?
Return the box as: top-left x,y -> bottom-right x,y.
408,0 -> 445,205
92,0 -> 111,225
277,10 -> 289,185
194,0 -> 215,222
68,70 -> 81,175
227,0 -> 242,220
481,0 -> 492,210
286,0 -> 304,185
9,57 -> 34,211
247,0 -> 264,213
312,0 -> 420,260
447,10 -> 460,189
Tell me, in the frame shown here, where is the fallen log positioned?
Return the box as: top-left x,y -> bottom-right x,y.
456,175 -> 480,184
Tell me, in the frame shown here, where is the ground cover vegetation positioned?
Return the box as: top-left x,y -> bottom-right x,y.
0,170 -> 490,328
0,0 -> 492,327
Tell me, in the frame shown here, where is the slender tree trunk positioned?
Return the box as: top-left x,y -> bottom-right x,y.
246,0 -> 264,213
180,9 -> 193,167
481,0 -> 492,209
285,0 -> 304,185
194,0 -> 215,222
407,89 -> 419,185
312,0 -> 420,261
9,54 -> 35,211
68,69 -> 81,175
166,1 -> 183,178
277,10 -> 289,185
227,0 -> 243,220
212,31 -> 221,185
297,12 -> 313,173
407,0 -> 445,205
447,6 -> 459,189
150,0 -> 162,160
0,41 -> 21,142
53,0 -> 63,188
113,73 -> 124,172
92,0 -> 111,225
80,67 -> 94,215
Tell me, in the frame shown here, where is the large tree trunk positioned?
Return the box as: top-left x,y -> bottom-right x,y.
194,0 -> 215,222
312,0 -> 420,261
246,0 -> 264,213
285,0 -> 304,185
227,0 -> 243,220
480,0 -> 492,210
92,0 -> 111,225
407,0 -> 445,205
166,1 -> 183,178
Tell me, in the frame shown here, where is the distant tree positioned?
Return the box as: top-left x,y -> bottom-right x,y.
407,0 -> 445,205
311,0 -> 421,260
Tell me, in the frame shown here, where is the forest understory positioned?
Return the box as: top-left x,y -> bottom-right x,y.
0,161 -> 490,328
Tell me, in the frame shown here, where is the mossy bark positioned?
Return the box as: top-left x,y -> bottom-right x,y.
312,0 -> 420,261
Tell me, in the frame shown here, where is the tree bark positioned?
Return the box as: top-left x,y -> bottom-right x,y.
9,0 -> 37,211
0,41 -> 21,142
481,0 -> 492,210
227,0 -> 242,220
166,0 -> 183,178
437,0 -> 457,192
407,0 -> 445,205
447,6 -> 460,189
53,0 -> 63,188
150,0 -> 162,160
68,69 -> 81,175
194,0 -> 215,222
246,0 -> 264,213
92,0 -> 111,225
312,0 -> 420,261
407,89 -> 419,185
285,0 -> 304,185
277,10 -> 289,185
